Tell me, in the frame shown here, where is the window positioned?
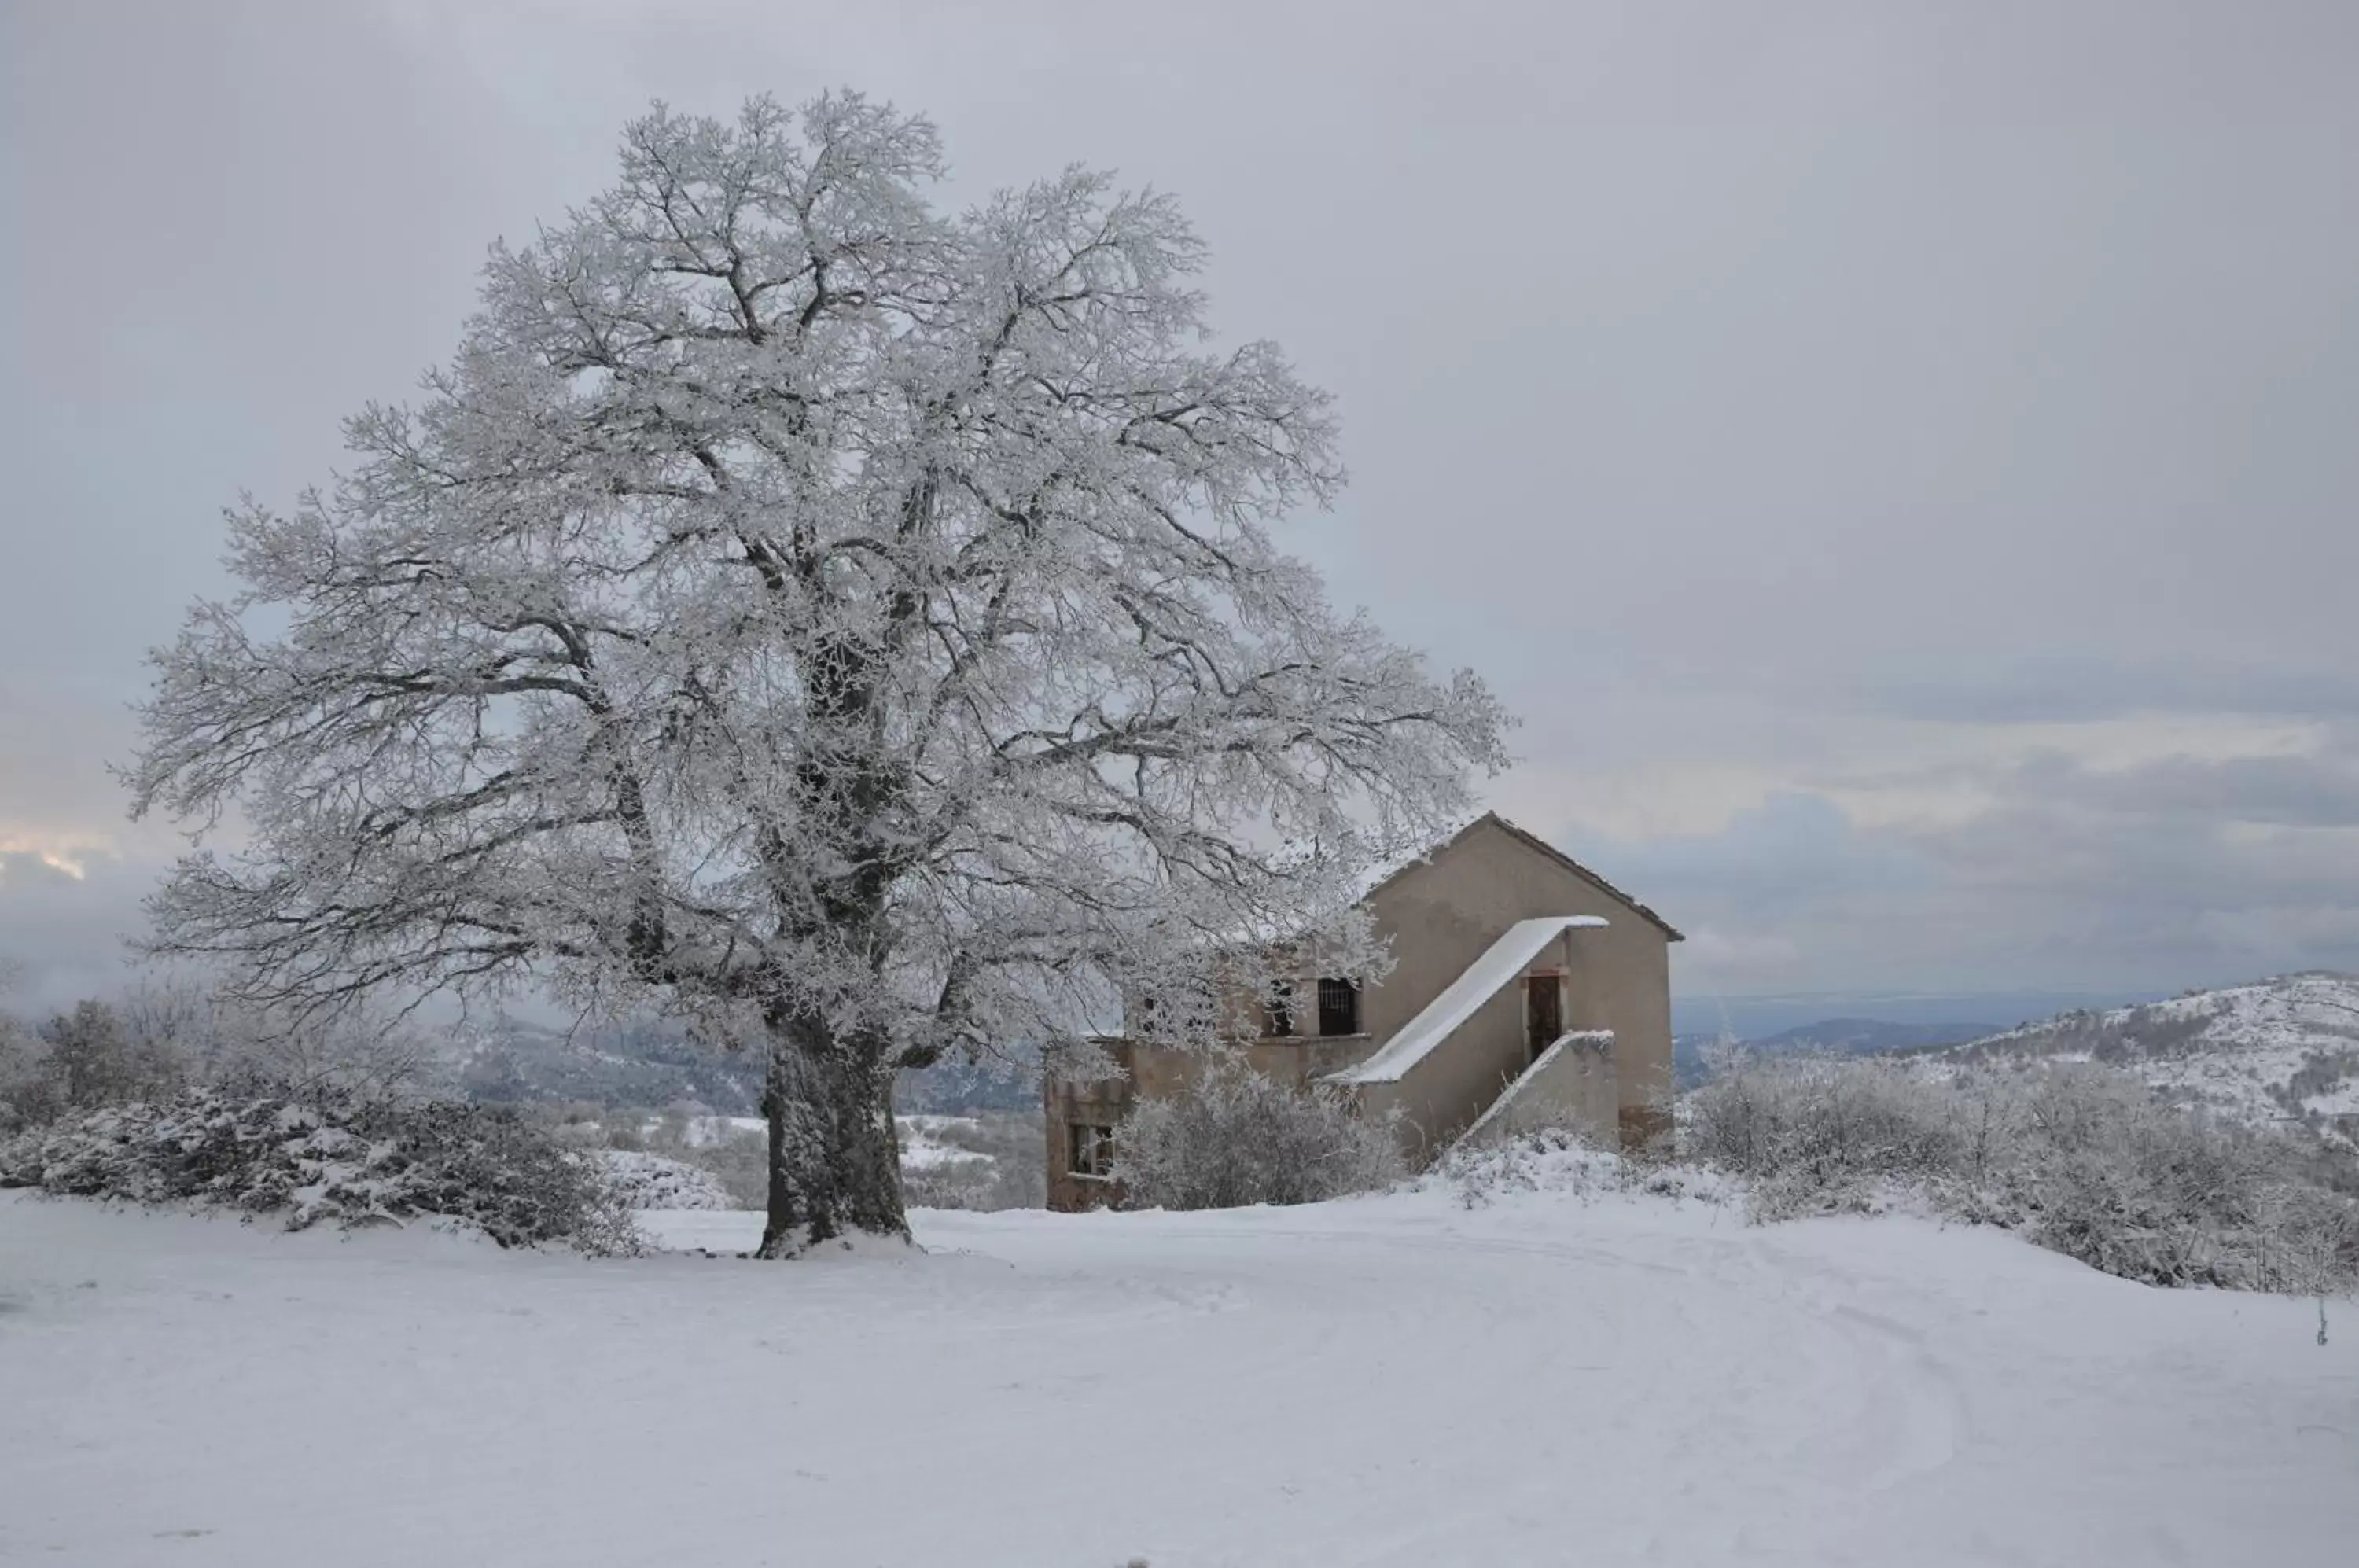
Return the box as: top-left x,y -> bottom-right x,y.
1068,1122 -> 1116,1179
1266,981 -> 1297,1039
1316,977 -> 1361,1037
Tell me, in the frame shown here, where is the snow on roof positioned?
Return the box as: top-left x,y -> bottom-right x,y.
1327,915 -> 1608,1086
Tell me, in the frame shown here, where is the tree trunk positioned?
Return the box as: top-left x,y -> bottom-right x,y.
756,1023 -> 908,1257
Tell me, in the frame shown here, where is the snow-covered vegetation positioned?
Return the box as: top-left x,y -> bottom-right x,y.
0,1083 -> 640,1254
895,1112 -> 1047,1212
1685,1053 -> 2359,1294
537,1102 -> 1046,1212
1112,1065 -> 1406,1209
1441,1126 -> 1732,1210
0,984 -> 443,1136
588,1149 -> 734,1211
1940,970 -> 2359,1133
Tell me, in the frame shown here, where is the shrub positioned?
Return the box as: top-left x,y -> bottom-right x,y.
0,1080 -> 642,1255
1112,1063 -> 1404,1211
0,1000 -> 187,1133
0,984 -> 448,1135
591,1149 -> 735,1210
0,1018 -> 54,1136
1441,1125 -> 1732,1211
1684,1054 -> 2359,1294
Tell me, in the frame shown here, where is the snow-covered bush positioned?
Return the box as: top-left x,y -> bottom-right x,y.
1684,1055 -> 2359,1294
1441,1126 -> 1731,1210
0,985 -> 448,1136
1112,1065 -> 1404,1211
0,1081 -> 641,1254
1685,1051 -> 1977,1212
591,1149 -> 734,1210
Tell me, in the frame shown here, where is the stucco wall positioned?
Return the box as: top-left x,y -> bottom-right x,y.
1356,819 -> 1675,1153
1348,930 -> 1577,1155
1454,1029 -> 1620,1150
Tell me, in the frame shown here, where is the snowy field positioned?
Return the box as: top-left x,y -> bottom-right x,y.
2,1185 -> 2353,1567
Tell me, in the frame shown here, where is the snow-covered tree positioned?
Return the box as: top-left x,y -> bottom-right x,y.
127,93 -> 1507,1254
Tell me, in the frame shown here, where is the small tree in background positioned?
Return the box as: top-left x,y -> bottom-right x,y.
116,974 -> 447,1102
127,93 -> 1506,1256
35,1000 -> 186,1116
0,963 -> 55,1132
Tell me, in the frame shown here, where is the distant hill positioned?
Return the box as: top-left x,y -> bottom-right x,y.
1933,972 -> 2359,1131
454,1017 -> 1036,1114
894,1059 -> 1040,1113
1750,1018 -> 2001,1055
1673,1017 -> 1998,1089
455,1018 -> 764,1112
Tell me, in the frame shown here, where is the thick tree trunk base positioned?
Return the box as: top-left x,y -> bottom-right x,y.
755,1028 -> 907,1258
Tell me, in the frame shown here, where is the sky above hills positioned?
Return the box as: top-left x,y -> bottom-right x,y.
4,2 -> 2357,1010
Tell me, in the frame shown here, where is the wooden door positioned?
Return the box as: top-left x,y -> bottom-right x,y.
1525,974 -> 1562,1060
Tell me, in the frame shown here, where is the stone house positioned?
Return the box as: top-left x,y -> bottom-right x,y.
1047,812 -> 1680,1211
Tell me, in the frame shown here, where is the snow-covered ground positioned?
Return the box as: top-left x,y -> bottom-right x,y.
2,1183 -> 2352,1566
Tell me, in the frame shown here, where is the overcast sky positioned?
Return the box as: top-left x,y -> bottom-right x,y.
3,1 -> 2356,1014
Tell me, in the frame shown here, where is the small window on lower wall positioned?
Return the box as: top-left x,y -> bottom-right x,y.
1068,1123 -> 1117,1179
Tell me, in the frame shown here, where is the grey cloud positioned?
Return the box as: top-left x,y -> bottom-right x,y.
1570,778 -> 2359,998
5,1 -> 2357,1007
1838,661 -> 2359,727
2038,752 -> 2359,830
1574,793 -> 1934,915
0,852 -> 153,1013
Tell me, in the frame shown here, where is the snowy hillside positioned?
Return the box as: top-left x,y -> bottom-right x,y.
4,1178 -> 2353,1566
1942,972 -> 2359,1128
1675,1018 -> 2000,1088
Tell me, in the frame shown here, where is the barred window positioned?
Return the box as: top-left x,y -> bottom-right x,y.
1316,977 -> 1361,1036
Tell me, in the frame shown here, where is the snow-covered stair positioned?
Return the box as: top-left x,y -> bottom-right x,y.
1451,1029 -> 1618,1152
1327,915 -> 1606,1088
